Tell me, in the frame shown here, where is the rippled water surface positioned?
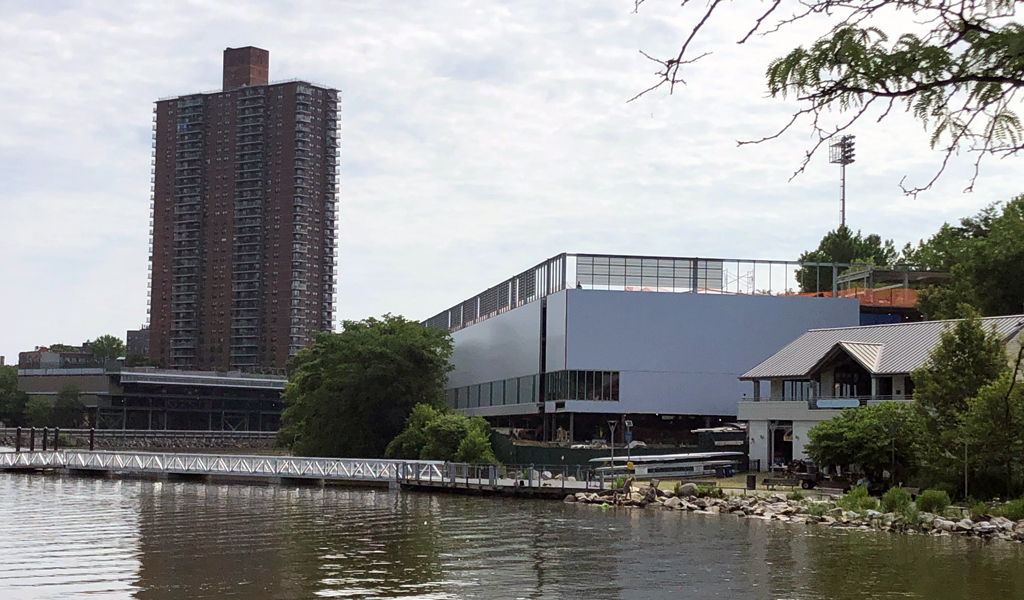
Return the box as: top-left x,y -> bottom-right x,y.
1,473 -> 1023,599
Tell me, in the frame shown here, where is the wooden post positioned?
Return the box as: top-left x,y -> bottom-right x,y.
42,428 -> 48,452
53,428 -> 60,451
29,428 -> 35,452
89,428 -> 95,451
15,427 -> 21,452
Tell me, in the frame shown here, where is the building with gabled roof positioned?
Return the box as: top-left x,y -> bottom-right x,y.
737,314 -> 1024,471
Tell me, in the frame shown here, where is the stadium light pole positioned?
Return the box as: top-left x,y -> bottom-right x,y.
829,135 -> 856,227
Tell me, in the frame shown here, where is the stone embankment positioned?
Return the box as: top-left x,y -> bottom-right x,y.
565,484 -> 1024,543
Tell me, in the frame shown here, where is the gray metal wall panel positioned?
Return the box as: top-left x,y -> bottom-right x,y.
545,291 -> 567,372
563,290 -> 859,416
448,301 -> 541,388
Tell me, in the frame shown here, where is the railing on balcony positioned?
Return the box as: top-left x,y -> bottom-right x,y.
741,395 -> 914,409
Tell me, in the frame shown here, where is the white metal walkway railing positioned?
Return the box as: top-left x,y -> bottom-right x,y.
0,451 -> 444,482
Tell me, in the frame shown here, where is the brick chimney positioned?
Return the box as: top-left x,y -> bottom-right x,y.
223,46 -> 269,91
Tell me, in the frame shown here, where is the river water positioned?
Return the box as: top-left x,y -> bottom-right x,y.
1,473 -> 1022,599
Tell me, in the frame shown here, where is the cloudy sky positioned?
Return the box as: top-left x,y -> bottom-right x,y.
0,0 -> 1019,361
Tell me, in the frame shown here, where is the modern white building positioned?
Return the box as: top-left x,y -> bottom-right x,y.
424,253 -> 860,446
738,314 -> 1024,471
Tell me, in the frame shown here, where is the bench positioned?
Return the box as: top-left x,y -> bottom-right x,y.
762,477 -> 800,490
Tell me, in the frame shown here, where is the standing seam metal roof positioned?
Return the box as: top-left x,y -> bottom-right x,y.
741,314 -> 1024,379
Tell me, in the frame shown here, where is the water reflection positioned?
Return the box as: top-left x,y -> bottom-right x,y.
1,473 -> 1022,599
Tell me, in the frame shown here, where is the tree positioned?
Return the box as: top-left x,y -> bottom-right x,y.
90,334 -> 125,362
796,225 -> 899,292
52,385 -> 86,428
911,195 -> 1024,319
386,404 -> 499,464
805,401 -> 922,481
961,367 -> 1024,498
632,0 -> 1024,194
47,343 -> 77,353
0,364 -> 29,427
24,397 -> 52,428
912,309 -> 1008,437
277,314 -> 454,458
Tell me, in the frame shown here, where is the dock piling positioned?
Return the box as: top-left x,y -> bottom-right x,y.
42,428 -> 48,452
29,428 -> 35,452
14,427 -> 20,453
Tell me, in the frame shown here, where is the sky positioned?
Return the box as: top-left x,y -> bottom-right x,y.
0,0 -> 1020,362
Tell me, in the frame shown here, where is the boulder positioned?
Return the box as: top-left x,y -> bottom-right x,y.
933,518 -> 956,531
541,471 -> 553,480
664,497 -> 682,510
974,521 -> 998,535
564,494 -> 576,503
678,483 -> 698,497
707,505 -> 721,514
991,516 -> 1014,531
955,519 -> 975,532
629,492 -> 644,504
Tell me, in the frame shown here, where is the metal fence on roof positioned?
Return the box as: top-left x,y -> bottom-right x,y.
423,253 -> 850,333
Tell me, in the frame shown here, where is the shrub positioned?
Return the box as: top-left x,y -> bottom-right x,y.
614,476 -> 627,491
881,487 -> 912,513
787,490 -> 805,501
695,484 -> 725,499
901,505 -> 921,527
915,489 -> 951,514
969,501 -> 991,520
999,498 -> 1024,521
806,502 -> 830,517
836,485 -> 878,513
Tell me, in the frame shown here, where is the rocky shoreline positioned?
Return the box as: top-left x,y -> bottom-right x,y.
564,484 -> 1024,543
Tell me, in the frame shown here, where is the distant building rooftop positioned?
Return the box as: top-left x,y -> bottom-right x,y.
423,252 -> 945,333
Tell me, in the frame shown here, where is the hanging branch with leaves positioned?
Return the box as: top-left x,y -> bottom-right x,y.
632,0 -> 1024,196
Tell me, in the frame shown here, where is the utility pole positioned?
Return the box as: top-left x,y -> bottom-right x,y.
829,135 -> 856,227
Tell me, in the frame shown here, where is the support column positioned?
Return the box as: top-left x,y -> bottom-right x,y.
752,380 -> 761,400
569,413 -> 574,444
871,377 -> 879,400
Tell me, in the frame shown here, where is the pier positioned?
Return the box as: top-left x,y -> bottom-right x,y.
0,450 -> 607,497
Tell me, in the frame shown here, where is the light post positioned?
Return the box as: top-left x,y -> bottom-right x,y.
625,419 -> 634,464
607,420 -> 618,470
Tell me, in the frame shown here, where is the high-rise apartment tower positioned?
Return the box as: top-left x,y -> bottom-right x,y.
148,47 -> 339,371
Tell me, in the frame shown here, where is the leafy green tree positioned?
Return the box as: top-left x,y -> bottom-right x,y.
386,404 -> 499,464
910,310 -> 1010,496
90,334 -> 126,362
796,225 -> 899,292
47,343 -> 77,353
0,364 -> 29,427
805,401 -> 922,482
52,385 -> 86,428
633,0 -> 1024,194
912,309 -> 1008,438
277,315 -> 454,458
385,403 -> 443,459
960,341 -> 1024,498
24,397 -> 52,428
912,196 -> 1024,319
